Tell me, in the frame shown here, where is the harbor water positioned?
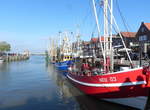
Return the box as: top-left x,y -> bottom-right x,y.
0,56 -> 143,110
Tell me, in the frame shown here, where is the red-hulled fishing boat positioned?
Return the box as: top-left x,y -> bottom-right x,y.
67,0 -> 150,109
67,67 -> 150,109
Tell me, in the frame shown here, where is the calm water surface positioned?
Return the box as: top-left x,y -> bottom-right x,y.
0,56 -> 140,110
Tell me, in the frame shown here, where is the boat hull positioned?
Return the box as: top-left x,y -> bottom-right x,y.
55,64 -> 68,71
67,67 -> 150,109
103,96 -> 147,110
58,60 -> 73,65
55,60 -> 73,71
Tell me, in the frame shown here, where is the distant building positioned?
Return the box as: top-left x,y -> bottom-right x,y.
90,37 -> 105,57
136,22 -> 150,55
113,32 -> 137,48
81,32 -> 137,57
81,41 -> 91,56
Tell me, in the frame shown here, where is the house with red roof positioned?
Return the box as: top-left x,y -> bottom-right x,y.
90,33 -> 136,48
90,36 -> 117,57
90,37 -> 104,57
81,30 -> 139,57
136,22 -> 150,55
114,32 -> 137,48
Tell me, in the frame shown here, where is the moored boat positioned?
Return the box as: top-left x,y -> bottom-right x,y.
55,32 -> 74,71
67,0 -> 150,109
67,67 -> 150,109
55,55 -> 74,71
55,62 -> 68,71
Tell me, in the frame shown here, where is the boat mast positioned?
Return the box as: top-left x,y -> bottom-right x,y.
107,3 -> 133,67
103,0 -> 114,72
92,0 -> 105,68
76,27 -> 81,57
109,0 -> 114,72
59,31 -> 62,47
104,0 -> 109,72
49,37 -> 52,60
52,38 -> 54,60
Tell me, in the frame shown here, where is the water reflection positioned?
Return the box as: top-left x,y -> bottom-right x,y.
0,63 -> 10,72
0,56 -> 56,110
0,56 -> 138,110
46,64 -> 138,110
0,56 -> 79,110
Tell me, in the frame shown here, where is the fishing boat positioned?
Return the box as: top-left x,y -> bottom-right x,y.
55,63 -> 68,71
47,37 -> 58,64
67,0 -> 150,109
55,32 -> 74,71
55,54 -> 74,71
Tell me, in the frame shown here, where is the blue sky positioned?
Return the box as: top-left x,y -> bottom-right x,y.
0,0 -> 150,53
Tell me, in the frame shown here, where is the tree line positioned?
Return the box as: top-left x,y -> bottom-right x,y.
0,41 -> 11,52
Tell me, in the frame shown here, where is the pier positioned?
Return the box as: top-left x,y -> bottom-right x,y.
3,54 -> 29,62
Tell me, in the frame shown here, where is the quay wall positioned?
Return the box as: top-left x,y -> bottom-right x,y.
3,55 -> 29,62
